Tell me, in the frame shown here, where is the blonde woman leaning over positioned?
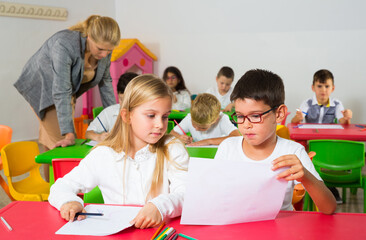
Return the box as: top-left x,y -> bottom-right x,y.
48,75 -> 189,229
14,15 -> 121,150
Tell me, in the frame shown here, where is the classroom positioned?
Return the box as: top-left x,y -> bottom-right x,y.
1,0 -> 366,239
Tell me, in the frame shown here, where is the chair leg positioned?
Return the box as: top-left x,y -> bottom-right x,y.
342,188 -> 347,204
0,175 -> 15,201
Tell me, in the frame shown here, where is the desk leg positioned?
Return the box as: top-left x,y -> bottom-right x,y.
48,165 -> 55,186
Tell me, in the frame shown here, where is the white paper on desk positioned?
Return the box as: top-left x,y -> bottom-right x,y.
56,205 -> 141,236
298,124 -> 344,129
85,140 -> 98,146
181,158 -> 288,225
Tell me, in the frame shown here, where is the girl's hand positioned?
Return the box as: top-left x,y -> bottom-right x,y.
130,202 -> 162,229
179,135 -> 193,144
187,139 -> 208,146
60,201 -> 85,222
272,154 -> 306,182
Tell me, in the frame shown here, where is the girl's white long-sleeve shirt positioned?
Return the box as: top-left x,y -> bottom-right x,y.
48,139 -> 189,220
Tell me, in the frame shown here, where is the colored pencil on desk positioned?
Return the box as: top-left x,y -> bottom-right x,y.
151,222 -> 165,240
161,228 -> 175,240
154,227 -> 169,240
178,233 -> 197,240
173,119 -> 187,136
1,216 -> 12,231
171,234 -> 178,240
97,116 -> 107,132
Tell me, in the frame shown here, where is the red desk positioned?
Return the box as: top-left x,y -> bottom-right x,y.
1,201 -> 366,240
288,123 -> 366,146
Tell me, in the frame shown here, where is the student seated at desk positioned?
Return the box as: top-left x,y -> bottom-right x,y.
214,69 -> 336,214
170,93 -> 240,146
49,75 -> 189,229
291,69 -> 352,124
85,72 -> 138,142
163,66 -> 191,111
206,66 -> 235,112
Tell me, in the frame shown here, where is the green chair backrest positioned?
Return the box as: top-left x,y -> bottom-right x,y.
309,139 -> 365,184
167,120 -> 174,133
92,106 -> 104,119
186,146 -> 218,159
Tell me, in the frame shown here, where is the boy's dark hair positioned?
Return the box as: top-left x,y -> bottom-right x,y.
313,69 -> 334,85
230,69 -> 285,108
117,72 -> 139,94
162,66 -> 190,93
217,66 -> 234,80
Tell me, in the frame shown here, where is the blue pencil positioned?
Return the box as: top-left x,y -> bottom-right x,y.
296,109 -> 308,115
97,116 -> 107,132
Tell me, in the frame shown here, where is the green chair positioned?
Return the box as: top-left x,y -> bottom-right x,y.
92,106 -> 104,119
303,139 -> 366,212
167,120 -> 174,133
186,146 -> 218,159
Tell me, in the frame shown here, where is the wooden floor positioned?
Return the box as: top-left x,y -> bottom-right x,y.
0,142 -> 365,213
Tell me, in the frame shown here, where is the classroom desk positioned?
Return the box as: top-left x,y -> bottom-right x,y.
1,201 -> 366,240
35,139 -> 93,184
287,123 -> 366,147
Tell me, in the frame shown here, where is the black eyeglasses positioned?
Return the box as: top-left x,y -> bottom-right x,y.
231,106 -> 279,124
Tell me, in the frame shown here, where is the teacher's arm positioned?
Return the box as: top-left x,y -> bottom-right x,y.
98,55 -> 116,107
51,39 -> 78,147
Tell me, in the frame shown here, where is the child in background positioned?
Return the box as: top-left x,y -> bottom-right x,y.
49,75 -> 189,229
170,93 -> 240,146
291,69 -> 352,124
206,66 -> 235,112
215,69 -> 336,214
85,72 -> 138,142
163,66 -> 191,110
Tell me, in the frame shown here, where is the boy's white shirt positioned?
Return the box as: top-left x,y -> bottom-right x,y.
214,136 -> 322,211
48,138 -> 189,220
172,90 -> 191,110
299,95 -> 344,123
206,85 -> 233,109
87,104 -> 120,133
173,113 -> 237,142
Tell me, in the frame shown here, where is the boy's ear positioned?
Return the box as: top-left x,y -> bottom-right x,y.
311,84 -> 315,92
120,108 -> 130,123
275,104 -> 288,124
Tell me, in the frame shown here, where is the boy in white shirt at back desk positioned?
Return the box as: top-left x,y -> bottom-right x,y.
85,72 -> 138,142
170,93 -> 240,146
206,66 -> 235,112
214,69 -> 336,214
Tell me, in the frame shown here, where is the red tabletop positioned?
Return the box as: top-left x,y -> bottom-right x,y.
287,123 -> 366,142
1,201 -> 366,240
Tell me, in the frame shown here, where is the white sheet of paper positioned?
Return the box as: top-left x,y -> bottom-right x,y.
85,140 -> 98,147
298,124 -> 344,129
56,205 -> 142,236
181,158 -> 288,225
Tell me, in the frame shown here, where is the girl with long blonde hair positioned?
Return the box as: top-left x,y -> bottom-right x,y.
49,75 -> 189,229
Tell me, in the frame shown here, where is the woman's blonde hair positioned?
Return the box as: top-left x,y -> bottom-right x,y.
100,74 -> 178,201
69,15 -> 121,46
191,93 -> 221,125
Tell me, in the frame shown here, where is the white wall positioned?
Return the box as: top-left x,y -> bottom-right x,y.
116,0 -> 366,123
0,0 -> 116,141
2,0 -> 366,141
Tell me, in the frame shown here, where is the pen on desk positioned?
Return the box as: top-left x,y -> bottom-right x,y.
165,228 -> 176,240
173,119 -> 187,136
1,216 -> 12,231
178,233 -> 197,240
151,222 -> 165,240
74,212 -> 103,220
296,109 -> 308,115
171,234 -> 178,240
355,124 -> 366,129
80,139 -> 89,145
161,228 -> 175,240
97,116 -> 107,132
293,124 -> 303,129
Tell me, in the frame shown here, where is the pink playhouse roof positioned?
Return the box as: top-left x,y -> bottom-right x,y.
111,39 -> 157,62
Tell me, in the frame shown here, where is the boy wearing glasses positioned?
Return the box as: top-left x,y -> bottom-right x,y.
214,69 -> 336,214
170,93 -> 240,146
